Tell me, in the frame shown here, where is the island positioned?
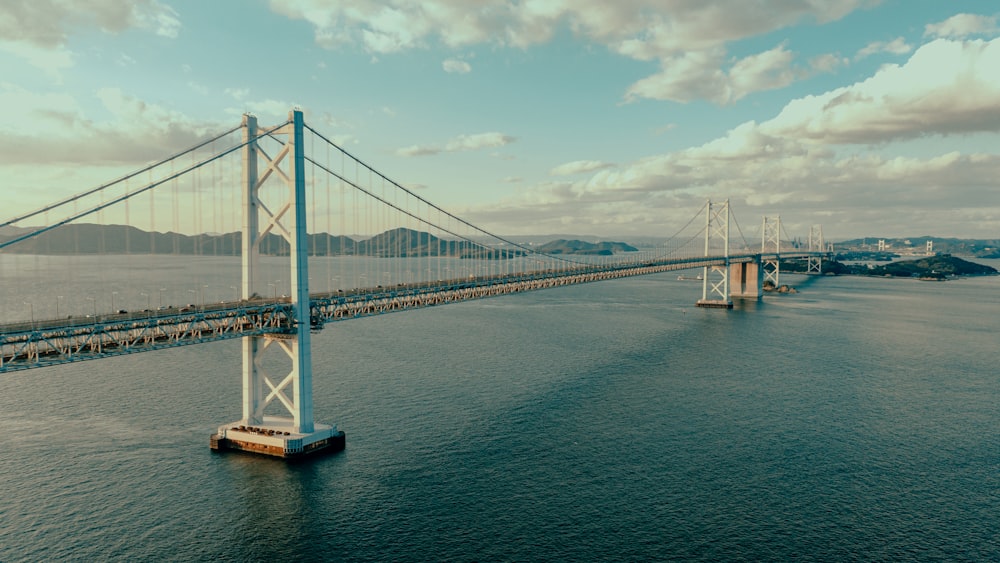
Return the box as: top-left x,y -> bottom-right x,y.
783,254 -> 997,280
532,239 -> 638,256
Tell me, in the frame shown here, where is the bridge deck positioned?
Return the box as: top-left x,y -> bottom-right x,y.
0,251 -> 820,372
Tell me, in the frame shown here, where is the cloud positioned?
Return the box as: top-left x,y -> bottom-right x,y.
0,0 -> 180,48
625,44 -> 800,104
187,81 -> 209,96
727,44 -> 800,100
462,36 -> 1000,237
117,53 -> 136,67
764,37 -> 1000,144
550,160 -> 614,176
925,13 -> 999,39
0,0 -> 180,80
0,41 -> 74,81
224,98 -> 299,121
442,58 -> 471,73
855,37 -> 912,59
809,53 -> 848,73
397,144 -> 442,157
225,88 -> 250,101
269,0 -> 873,104
446,132 -> 514,151
0,85 -> 220,165
398,131 -> 516,157
624,49 -> 727,104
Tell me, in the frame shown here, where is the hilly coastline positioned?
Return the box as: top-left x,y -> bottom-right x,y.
532,239 -> 638,255
784,254 -> 997,279
0,224 -> 637,258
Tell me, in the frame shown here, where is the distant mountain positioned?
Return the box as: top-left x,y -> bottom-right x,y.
866,255 -> 998,278
0,225 -> 29,237
835,236 -> 1000,258
498,234 -> 667,248
0,224 -> 523,259
533,239 -> 638,255
783,254 -> 997,278
353,227 -> 520,259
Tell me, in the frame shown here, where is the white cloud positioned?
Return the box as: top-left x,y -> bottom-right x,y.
624,49 -> 726,103
625,44 -> 800,104
0,0 -> 180,80
134,1 -> 180,38
443,58 -> 472,73
187,81 -> 209,96
855,37 -> 912,59
397,144 -> 441,157
225,88 -> 250,101
550,160 -> 614,176
269,0 -> 872,104
764,37 -> 1000,144
809,52 -> 848,73
0,0 -> 181,48
398,131 -> 516,157
223,99 -> 299,121
728,44 -> 799,99
464,35 -> 1000,237
0,41 -> 74,81
445,132 -> 514,151
925,13 -> 998,39
0,85 -> 219,165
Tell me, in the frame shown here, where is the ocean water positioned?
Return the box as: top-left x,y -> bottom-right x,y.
2,261 -> 999,561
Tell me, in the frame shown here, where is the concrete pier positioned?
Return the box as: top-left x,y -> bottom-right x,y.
696,299 -> 734,309
211,416 -> 345,459
730,261 -> 763,300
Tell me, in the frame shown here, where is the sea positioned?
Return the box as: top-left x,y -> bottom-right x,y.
1,257 -> 999,562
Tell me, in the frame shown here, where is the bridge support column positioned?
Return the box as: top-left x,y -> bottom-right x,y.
762,215 -> 781,288
211,110 -> 344,459
808,224 -> 824,275
696,199 -> 733,309
729,259 -> 762,300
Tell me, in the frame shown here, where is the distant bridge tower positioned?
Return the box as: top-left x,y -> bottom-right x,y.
808,224 -> 825,275
926,240 -> 934,255
762,215 -> 781,287
211,110 -> 344,458
697,199 -> 733,308
878,239 -> 886,252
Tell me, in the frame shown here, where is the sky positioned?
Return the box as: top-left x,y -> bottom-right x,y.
1,0 -> 999,241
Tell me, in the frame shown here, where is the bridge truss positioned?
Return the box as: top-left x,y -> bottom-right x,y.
762,215 -> 781,286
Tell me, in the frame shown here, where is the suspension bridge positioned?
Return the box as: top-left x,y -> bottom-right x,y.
0,110 -> 828,458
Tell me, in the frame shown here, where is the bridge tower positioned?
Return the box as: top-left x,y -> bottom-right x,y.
697,199 -> 733,308
762,215 -> 781,287
807,224 -> 824,275
210,110 -> 344,458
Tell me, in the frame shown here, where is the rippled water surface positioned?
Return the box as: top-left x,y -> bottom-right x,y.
2,261 -> 999,561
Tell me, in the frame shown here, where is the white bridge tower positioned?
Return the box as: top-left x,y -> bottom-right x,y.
808,224 -> 825,275
697,199 -> 733,308
762,215 -> 781,287
210,110 -> 344,458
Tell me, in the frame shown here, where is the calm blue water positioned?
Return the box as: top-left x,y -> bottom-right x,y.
2,262 -> 999,561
